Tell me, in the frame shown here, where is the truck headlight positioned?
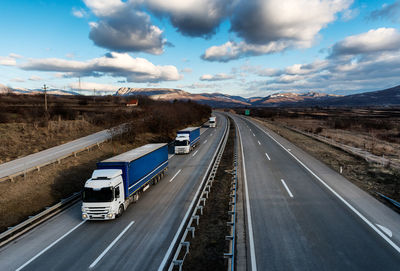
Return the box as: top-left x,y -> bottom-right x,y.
82,214 -> 88,219
107,213 -> 113,218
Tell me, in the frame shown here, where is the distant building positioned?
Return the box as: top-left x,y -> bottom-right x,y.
127,99 -> 138,107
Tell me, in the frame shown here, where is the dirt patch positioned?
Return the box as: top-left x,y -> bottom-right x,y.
183,119 -> 235,271
253,118 -> 400,210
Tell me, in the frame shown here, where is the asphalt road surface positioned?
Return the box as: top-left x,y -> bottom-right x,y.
0,114 -> 227,271
231,114 -> 400,271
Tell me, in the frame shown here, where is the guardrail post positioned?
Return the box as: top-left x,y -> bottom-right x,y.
187,226 -> 195,238
181,241 -> 190,254
196,205 -> 204,215
192,215 -> 199,225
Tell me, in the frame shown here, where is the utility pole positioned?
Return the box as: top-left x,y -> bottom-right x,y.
93,88 -> 96,103
43,84 -> 48,112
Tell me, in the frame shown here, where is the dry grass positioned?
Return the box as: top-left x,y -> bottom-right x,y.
0,120 -> 101,163
278,117 -> 400,163
254,118 -> 400,210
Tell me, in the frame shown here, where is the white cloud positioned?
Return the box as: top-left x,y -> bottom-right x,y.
177,82 -> 220,90
203,0 -> 352,62
369,1 -> 400,23
69,81 -> 118,92
0,53 -> 21,66
9,53 -> 23,59
284,60 -> 329,75
143,0 -> 233,37
240,28 -> 400,95
202,40 -> 289,62
29,75 -> 42,81
181,67 -> 192,73
200,73 -> 234,81
330,28 -> 400,56
341,8 -> 359,21
84,0 -> 165,54
72,7 -> 88,18
83,0 -> 124,17
21,52 -> 181,83
231,0 -> 351,44
11,78 -> 25,83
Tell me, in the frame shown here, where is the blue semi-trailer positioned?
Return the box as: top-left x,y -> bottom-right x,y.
81,143 -> 168,220
174,127 -> 201,154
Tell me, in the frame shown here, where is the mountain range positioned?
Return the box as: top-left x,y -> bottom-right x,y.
116,85 -> 400,107
2,83 -> 400,107
0,84 -> 79,96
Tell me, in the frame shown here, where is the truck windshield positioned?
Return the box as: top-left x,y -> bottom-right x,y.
82,187 -> 114,202
175,140 -> 189,146
210,120 -> 215,123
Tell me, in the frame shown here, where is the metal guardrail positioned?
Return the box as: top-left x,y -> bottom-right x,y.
377,192 -> 400,210
168,119 -> 230,271
224,122 -> 238,271
0,192 -> 81,248
0,124 -> 130,183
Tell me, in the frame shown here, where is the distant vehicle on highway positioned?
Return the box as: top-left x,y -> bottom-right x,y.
209,116 -> 216,128
81,143 -> 168,220
174,127 -> 200,154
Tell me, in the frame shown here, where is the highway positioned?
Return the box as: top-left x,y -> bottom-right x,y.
231,114 -> 400,270
0,114 -> 227,271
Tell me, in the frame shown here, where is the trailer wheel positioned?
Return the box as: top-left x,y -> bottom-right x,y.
117,205 -> 124,218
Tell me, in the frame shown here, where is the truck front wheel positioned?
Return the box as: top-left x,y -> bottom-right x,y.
116,205 -> 124,218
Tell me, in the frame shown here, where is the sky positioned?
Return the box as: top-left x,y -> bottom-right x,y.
0,0 -> 400,97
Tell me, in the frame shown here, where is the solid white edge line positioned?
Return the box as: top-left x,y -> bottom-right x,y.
89,221 -> 135,269
237,120 -> 258,271
169,169 -> 182,183
158,115 -> 228,271
249,118 -> 400,254
16,220 -> 86,271
265,152 -> 271,161
192,150 -> 199,157
281,179 -> 294,198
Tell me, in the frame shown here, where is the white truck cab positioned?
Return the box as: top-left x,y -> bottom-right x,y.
209,116 -> 216,128
81,169 -> 126,220
174,134 -> 190,154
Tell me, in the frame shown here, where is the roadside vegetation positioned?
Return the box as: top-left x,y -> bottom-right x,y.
237,107 -> 400,210
0,93 -> 210,233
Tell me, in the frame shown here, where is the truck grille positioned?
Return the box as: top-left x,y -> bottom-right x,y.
86,207 -> 109,215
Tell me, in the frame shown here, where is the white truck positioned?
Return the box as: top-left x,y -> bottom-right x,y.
81,143 -> 168,220
209,116 -> 216,128
174,127 -> 200,154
